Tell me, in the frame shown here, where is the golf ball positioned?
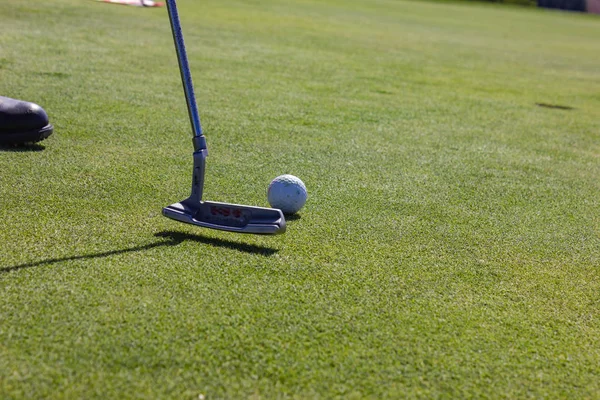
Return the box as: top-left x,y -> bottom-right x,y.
267,174 -> 307,214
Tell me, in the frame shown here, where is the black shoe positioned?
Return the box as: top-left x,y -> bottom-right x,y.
0,96 -> 53,145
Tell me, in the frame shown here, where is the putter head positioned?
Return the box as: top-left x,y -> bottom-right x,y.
163,198 -> 286,235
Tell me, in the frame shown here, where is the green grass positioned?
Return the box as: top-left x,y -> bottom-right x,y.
1,0 -> 599,398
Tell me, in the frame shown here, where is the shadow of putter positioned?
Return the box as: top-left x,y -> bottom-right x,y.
2,231 -> 278,273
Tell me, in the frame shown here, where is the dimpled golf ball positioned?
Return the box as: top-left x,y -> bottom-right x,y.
267,174 -> 307,214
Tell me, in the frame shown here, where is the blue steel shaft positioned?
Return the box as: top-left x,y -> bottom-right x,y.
166,0 -> 203,138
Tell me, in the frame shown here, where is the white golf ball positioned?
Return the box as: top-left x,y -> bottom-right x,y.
267,174 -> 307,214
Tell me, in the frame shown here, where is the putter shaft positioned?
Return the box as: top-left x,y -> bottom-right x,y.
166,0 -> 203,139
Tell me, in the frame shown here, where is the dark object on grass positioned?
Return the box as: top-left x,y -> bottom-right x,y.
161,0 -> 286,235
537,0 -> 588,12
0,96 -> 53,145
536,103 -> 575,110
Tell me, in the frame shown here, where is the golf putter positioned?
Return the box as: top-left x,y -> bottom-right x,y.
162,0 -> 285,234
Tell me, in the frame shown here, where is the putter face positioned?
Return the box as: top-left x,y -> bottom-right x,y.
163,199 -> 286,235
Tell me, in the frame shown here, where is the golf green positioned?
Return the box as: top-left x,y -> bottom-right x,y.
1,0 -> 598,398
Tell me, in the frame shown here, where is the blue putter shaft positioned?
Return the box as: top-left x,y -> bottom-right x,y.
165,0 -> 203,139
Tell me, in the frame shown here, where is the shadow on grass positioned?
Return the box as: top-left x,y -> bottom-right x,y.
154,231 -> 279,256
285,214 -> 302,222
1,230 -> 278,274
535,102 -> 574,111
0,143 -> 45,152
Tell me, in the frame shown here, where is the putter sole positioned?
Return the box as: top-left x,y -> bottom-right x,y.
163,200 -> 286,235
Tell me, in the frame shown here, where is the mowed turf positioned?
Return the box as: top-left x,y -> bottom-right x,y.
1,0 -> 599,398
